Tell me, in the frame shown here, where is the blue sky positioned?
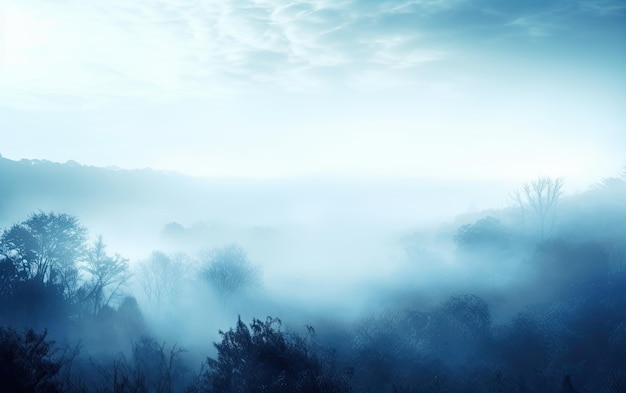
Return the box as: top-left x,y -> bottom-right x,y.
1,0 -> 625,184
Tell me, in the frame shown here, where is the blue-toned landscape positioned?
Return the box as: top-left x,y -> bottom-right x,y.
1,1 -> 625,392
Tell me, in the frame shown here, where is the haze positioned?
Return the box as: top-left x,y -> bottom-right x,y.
0,1 -> 625,393
1,0 -> 624,184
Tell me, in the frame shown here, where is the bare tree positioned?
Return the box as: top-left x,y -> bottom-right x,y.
95,336 -> 187,393
510,176 -> 564,240
199,244 -> 261,307
139,251 -> 189,314
82,236 -> 131,315
508,188 -> 526,226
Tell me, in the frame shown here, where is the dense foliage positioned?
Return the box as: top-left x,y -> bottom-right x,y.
0,327 -> 62,393
201,317 -> 350,393
0,171 -> 625,392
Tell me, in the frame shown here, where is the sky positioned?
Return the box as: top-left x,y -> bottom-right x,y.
1,0 -> 625,185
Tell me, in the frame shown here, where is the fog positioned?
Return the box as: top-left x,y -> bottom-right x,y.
1,0 -> 625,391
0,157 -> 520,303
1,156 -> 625,392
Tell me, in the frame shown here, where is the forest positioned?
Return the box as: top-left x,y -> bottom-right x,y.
2,0 -> 624,390
1,166 -> 625,393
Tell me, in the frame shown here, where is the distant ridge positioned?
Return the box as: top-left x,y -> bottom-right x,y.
0,156 -> 204,224
2,155 -> 595,232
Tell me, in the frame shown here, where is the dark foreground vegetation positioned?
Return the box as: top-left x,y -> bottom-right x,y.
1,171 -> 625,392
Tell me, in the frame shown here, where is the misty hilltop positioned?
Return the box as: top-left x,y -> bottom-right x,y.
0,154 -> 517,230
1,0 -> 624,390
0,160 -> 625,393
0,155 -> 208,223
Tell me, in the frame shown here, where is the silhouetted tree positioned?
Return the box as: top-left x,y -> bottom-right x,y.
201,316 -> 350,393
81,236 -> 131,315
0,239 -> 68,327
4,278 -> 67,328
510,176 -> 563,239
139,251 -> 189,314
199,245 -> 261,307
454,216 -> 510,254
0,212 -> 87,297
0,327 -> 62,392
0,254 -> 24,304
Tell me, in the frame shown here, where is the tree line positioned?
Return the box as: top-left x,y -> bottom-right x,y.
0,211 -> 262,330
1,172 -> 625,392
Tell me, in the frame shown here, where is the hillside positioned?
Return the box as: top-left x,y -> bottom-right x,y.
0,154 -> 514,237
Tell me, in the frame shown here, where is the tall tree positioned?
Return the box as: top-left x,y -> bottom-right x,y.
199,245 -> 261,307
82,236 -> 130,315
0,327 -> 63,393
139,251 -> 189,314
511,176 -> 564,240
0,212 -> 87,297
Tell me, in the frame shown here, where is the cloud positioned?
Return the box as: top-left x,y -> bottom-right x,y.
508,14 -> 558,37
0,0 -> 623,108
577,0 -> 626,16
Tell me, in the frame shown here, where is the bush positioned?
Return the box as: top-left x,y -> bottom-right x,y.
0,326 -> 62,393
423,294 -> 492,366
454,217 -> 510,255
201,316 -> 350,393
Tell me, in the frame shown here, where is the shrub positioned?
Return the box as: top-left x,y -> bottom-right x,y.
201,316 -> 350,393
0,326 -> 62,393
